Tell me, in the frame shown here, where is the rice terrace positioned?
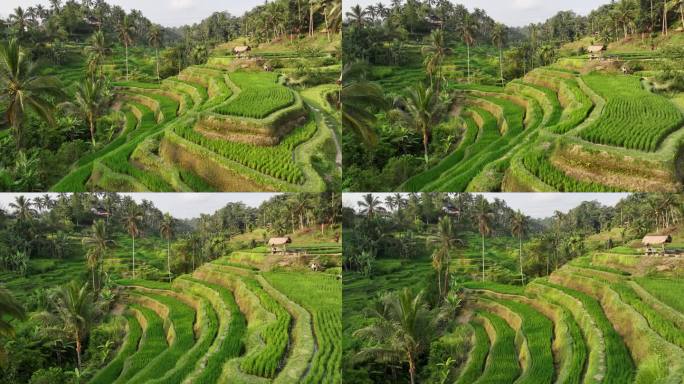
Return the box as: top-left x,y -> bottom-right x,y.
342,0 -> 684,192
0,0 -> 342,192
0,192 -> 342,383
343,192 -> 684,383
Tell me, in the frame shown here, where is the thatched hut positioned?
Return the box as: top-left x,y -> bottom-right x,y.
642,235 -> 672,255
233,45 -> 252,57
587,45 -> 606,60
268,236 -> 292,254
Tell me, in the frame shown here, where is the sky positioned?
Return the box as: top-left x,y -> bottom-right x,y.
343,193 -> 630,219
0,193 -> 281,219
0,0 -> 265,27
345,0 -> 608,27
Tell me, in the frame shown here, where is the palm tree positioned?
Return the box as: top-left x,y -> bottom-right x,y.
85,30 -> 111,77
160,213 -> 174,283
309,0 -> 321,36
187,232 -> 201,271
341,61 -> 388,146
432,216 -> 462,301
0,39 -> 63,148
491,23 -> 506,87
9,7 -> 31,39
346,5 -> 367,27
474,197 -> 493,282
460,13 -> 478,84
82,220 -> 113,290
615,0 -> 638,39
354,288 -> 434,384
392,83 -> 451,165
116,15 -> 134,81
357,193 -> 384,218
511,210 -> 528,286
385,195 -> 397,212
9,195 -> 36,222
148,25 -> 162,83
67,76 -> 111,146
422,29 -> 452,88
123,209 -> 142,278
33,281 -> 97,370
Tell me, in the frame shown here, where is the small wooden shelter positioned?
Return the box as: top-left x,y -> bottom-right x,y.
642,235 -> 672,255
587,45 -> 606,60
268,236 -> 292,254
233,45 -> 251,56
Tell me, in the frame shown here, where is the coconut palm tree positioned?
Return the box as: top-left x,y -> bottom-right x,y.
422,29 -> 452,88
615,0 -> 638,39
354,288 -> 434,384
392,83 -> 451,166
309,0 -> 321,36
357,193 -> 384,219
82,220 -> 114,290
67,76 -> 111,146
341,61 -> 388,146
0,39 -> 63,149
474,197 -> 493,282
460,13 -> 478,84
491,23 -> 506,87
432,216 -> 462,301
9,195 -> 37,223
9,7 -> 31,39
160,213 -> 174,283
511,210 -> 528,285
123,208 -> 142,278
33,281 -> 97,370
116,15 -> 134,81
346,5 -> 368,27
85,30 -> 111,77
187,232 -> 201,271
148,25 -> 162,83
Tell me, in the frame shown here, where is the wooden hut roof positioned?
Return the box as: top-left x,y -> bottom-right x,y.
587,45 -> 606,53
233,45 -> 251,53
268,237 -> 292,245
642,235 -> 672,245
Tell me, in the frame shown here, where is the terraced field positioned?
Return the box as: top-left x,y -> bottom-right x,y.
90,255 -> 341,383
456,253 -> 684,384
52,56 -> 337,192
402,66 -> 684,192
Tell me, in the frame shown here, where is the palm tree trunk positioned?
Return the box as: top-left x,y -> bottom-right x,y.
436,268 -> 442,300
423,131 -> 429,166
481,233 -> 485,282
467,43 -> 471,83
310,7 -> 314,36
167,240 -> 171,282
92,268 -> 96,290
75,332 -> 82,370
12,119 -> 23,150
156,47 -> 160,83
499,47 -> 504,87
519,236 -> 524,285
324,7 -> 330,42
408,353 -> 416,384
89,115 -> 96,146
125,42 -> 129,81
132,234 -> 136,278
